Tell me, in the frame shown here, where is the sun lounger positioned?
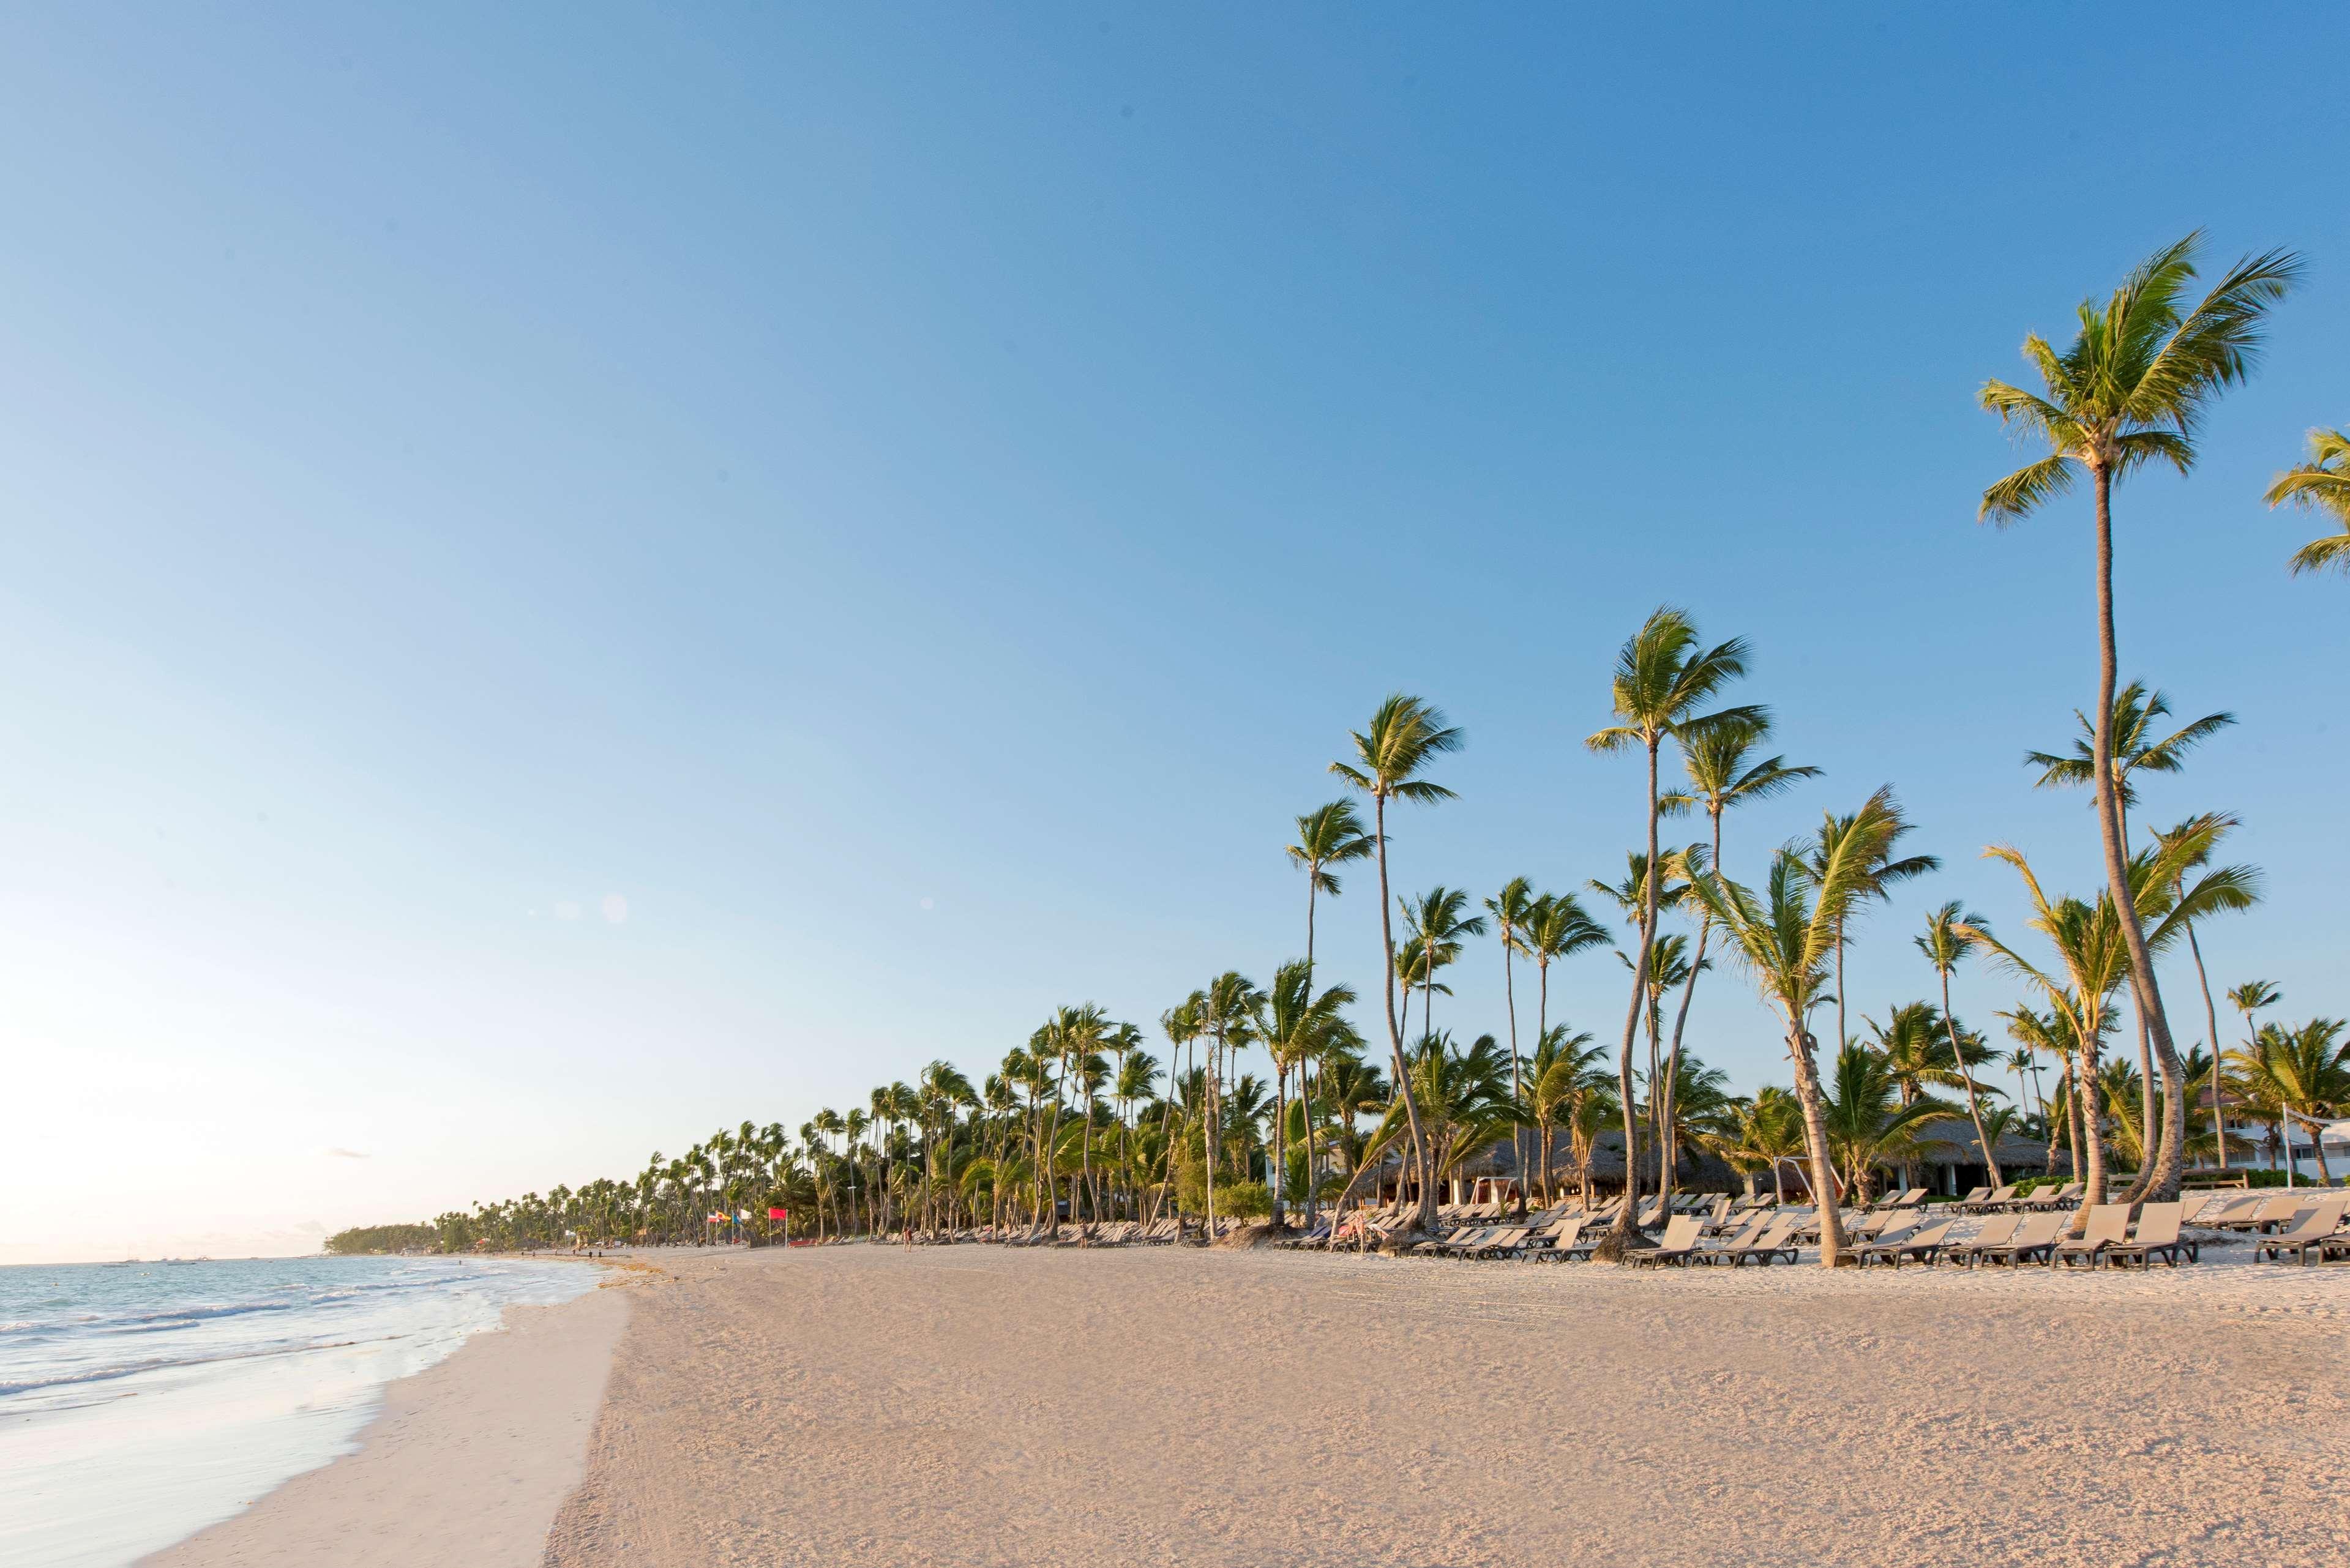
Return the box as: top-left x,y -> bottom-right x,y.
1947,1214 -> 2021,1266
2051,1203 -> 2133,1268
1953,1186 -> 1991,1209
1417,1225 -> 1494,1257
1857,1218 -> 1956,1268
1455,1226 -> 1530,1260
1627,1215 -> 1706,1267
2016,1183 -> 2068,1211
2104,1202 -> 2199,1268
2254,1197 -> 2349,1264
1959,1184 -> 2016,1213
1530,1217 -> 1600,1262
1973,1212 -> 2065,1267
1713,1216 -> 1800,1266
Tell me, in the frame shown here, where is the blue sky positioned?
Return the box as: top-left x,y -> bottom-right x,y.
3,8 -> 2344,1259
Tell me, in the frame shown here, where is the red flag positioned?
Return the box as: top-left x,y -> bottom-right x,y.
767,1206 -> 788,1220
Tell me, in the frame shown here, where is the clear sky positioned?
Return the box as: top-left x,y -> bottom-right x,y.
4,8 -> 2345,1262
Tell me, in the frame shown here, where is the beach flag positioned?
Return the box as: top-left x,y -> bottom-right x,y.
768,1206 -> 788,1220
706,1212 -> 727,1223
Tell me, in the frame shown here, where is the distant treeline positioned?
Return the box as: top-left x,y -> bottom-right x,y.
324,1223 -> 440,1255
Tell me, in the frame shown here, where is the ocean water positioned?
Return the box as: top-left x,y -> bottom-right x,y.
0,1254 -> 601,1567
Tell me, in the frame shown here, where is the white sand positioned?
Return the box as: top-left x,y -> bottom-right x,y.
140,1280 -> 632,1567
539,1241 -> 2350,1567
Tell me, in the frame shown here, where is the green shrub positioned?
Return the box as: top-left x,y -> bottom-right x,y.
1215,1180 -> 1273,1219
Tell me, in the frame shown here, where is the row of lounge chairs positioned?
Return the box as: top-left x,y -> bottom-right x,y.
1951,1182 -> 2084,1213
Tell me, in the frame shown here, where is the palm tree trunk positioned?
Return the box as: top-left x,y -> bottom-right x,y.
2122,1010 -> 2158,1203
1503,928 -> 1526,1217
1303,878 -> 1320,1227
1598,737 -> 1662,1258
2184,918 -> 2225,1170
1783,1028 -> 1847,1266
1372,793 -> 1436,1233
2074,1045 -> 2106,1206
1660,810 -> 1723,1213
2089,462 -> 2187,1201
1939,973 -> 2000,1187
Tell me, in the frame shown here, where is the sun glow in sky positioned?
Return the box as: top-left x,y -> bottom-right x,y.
3,7 -> 2346,1261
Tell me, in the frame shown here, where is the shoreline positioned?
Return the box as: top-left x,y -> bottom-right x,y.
137,1267 -> 638,1567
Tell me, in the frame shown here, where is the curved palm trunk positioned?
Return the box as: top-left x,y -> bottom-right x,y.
1784,1028 -> 1847,1266
2184,919 -> 2226,1170
1372,793 -> 1437,1233
2122,1010 -> 2158,1203
2090,465 -> 2187,1200
1939,971 -> 2000,1187
1598,738 -> 1663,1259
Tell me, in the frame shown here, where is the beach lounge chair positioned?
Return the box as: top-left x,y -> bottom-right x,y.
1973,1212 -> 2065,1267
1857,1218 -> 1956,1268
1712,1216 -> 1800,1266
2016,1183 -> 2067,1211
1628,1215 -> 1705,1267
1959,1184 -> 2016,1213
1456,1226 -> 1530,1260
2210,1194 -> 2297,1233
1530,1217 -> 1599,1262
2104,1203 -> 2199,1269
1690,1213 -> 1768,1263
1419,1225 -> 1495,1258
1952,1186 -> 1991,1209
2051,1203 -> 2133,1268
2254,1197 -> 2349,1264
1947,1214 -> 2021,1266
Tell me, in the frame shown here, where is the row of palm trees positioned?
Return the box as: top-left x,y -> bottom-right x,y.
422,233 -> 2347,1268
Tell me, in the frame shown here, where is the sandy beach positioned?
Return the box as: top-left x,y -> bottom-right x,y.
140,1275 -> 632,1568
133,1243 -> 2350,1567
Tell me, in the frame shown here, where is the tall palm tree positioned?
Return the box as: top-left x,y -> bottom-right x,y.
2232,1020 -> 2350,1187
1658,714 -> 1816,1201
1524,891 -> 1610,1047
1587,607 -> 1757,1253
2265,424 -> 2350,575
1692,786 -> 1920,1266
1979,231 -> 2297,1206
2127,813 -> 2261,1193
1287,801 -> 1372,992
1399,886 -> 1484,1045
1805,805 -> 1939,1052
1704,1086 -> 1806,1203
1918,902 -> 2003,1185
1331,693 -> 1462,1233
1484,878 -> 1541,1213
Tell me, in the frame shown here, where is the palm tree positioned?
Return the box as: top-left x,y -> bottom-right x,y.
2149,814 -> 2257,1171
1526,1024 -> 1606,1205
1657,713 -> 1816,1205
1251,961 -> 1357,1228
2232,1020 -> 2350,1187
1331,693 -> 1462,1233
1692,786 -> 1921,1266
1288,799 -> 1372,1217
1485,876 -> 1540,1212
1705,1086 -> 1806,1203
1955,849 -> 2135,1209
1819,1043 -> 1958,1203
1587,607 -> 1757,1253
1287,800 -> 1372,993
1523,890 -> 1609,1051
1979,231 -> 2297,1211
2265,424 -> 2350,575
2227,980 -> 2284,1180
1918,903 -> 2003,1186
1805,805 -> 1938,1053
1400,886 -> 1483,1046
2129,813 -> 2261,1193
